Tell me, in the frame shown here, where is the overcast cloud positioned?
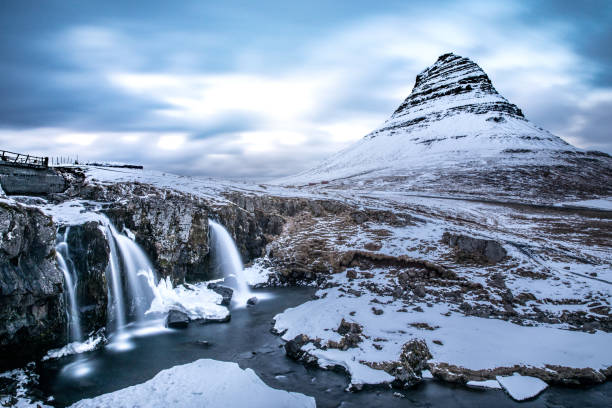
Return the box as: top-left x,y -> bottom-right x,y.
0,0 -> 610,179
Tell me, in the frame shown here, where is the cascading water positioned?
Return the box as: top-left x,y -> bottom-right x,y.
100,215 -> 159,350
208,219 -> 253,305
55,228 -> 82,343
108,223 -> 155,320
104,225 -> 127,332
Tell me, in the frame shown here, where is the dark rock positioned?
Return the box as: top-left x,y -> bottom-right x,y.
364,242 -> 382,251
488,273 -> 506,289
285,334 -> 310,361
337,319 -> 363,335
64,222 -> 109,333
207,283 -> 233,306
442,232 -> 507,264
391,339 -> 433,387
165,309 -> 190,329
247,296 -> 258,306
0,201 -> 66,370
413,285 -> 426,298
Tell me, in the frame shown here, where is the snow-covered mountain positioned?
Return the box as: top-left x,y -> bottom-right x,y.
277,54 -> 610,193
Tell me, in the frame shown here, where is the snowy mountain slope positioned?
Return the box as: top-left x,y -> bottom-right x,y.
276,53 -> 611,196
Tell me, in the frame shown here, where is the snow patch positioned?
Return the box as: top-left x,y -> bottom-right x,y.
496,373 -> 548,401
68,359 -> 316,408
466,379 -> 502,389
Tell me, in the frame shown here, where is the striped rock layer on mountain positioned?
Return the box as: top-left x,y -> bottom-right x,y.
277,53 -> 612,203
367,52 -> 562,145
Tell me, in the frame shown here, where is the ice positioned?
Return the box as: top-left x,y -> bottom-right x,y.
496,373 -> 548,401
145,272 -> 229,321
68,359 -> 316,408
42,335 -> 104,361
466,379 -> 502,389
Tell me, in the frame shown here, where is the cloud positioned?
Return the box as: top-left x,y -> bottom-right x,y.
0,0 -> 610,179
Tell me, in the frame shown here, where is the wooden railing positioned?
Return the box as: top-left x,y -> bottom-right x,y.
0,150 -> 49,168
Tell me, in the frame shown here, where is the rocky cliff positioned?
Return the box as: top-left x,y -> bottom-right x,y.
0,200 -> 66,370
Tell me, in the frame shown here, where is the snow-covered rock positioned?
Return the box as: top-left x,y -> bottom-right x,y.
145,274 -> 230,322
496,373 -> 548,401
69,359 -> 316,408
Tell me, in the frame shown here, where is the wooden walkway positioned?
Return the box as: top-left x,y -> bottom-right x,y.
0,150 -> 48,168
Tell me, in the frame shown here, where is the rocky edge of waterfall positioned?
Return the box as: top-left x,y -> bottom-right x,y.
1,53 -> 612,403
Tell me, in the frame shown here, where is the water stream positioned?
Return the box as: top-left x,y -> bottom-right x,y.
38,286 -> 612,408
55,228 -> 82,344
100,216 -> 160,351
208,219 -> 253,305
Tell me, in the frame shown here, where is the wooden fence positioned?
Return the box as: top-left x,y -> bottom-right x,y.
0,150 -> 48,168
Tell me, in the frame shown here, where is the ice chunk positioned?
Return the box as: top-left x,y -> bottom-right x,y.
496,373 -> 548,401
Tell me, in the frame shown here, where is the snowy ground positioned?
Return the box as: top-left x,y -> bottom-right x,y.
68,359 -> 315,408
274,272 -> 612,388
19,164 -> 609,404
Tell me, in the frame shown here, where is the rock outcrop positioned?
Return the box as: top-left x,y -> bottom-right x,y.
442,232 -> 507,264
63,222 -> 109,334
0,200 -> 65,369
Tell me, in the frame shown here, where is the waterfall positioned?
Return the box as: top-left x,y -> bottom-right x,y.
208,219 -> 252,305
109,223 -> 155,320
101,216 -> 158,335
104,225 -> 127,332
55,228 -> 83,343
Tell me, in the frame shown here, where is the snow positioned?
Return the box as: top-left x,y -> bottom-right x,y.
68,359 -> 316,408
557,198 -> 612,211
0,367 -> 52,408
496,373 -> 548,401
144,273 -> 229,321
273,273 -> 612,387
243,259 -> 274,286
466,379 -> 502,389
43,335 -> 104,361
40,199 -> 107,225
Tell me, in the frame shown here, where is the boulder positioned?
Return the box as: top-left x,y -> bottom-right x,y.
165,309 -> 190,329
442,232 -> 507,264
391,339 -> 433,388
284,334 -> 310,361
247,296 -> 258,306
207,283 -> 233,306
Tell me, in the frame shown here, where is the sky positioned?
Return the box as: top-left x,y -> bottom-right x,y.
0,0 -> 610,179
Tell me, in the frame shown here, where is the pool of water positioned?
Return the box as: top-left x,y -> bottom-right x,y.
38,287 -> 612,407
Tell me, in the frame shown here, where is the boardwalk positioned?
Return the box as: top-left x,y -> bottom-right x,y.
0,150 -> 48,168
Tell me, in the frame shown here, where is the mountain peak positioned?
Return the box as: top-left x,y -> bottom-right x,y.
372,53 -> 527,139
277,53 -> 579,185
